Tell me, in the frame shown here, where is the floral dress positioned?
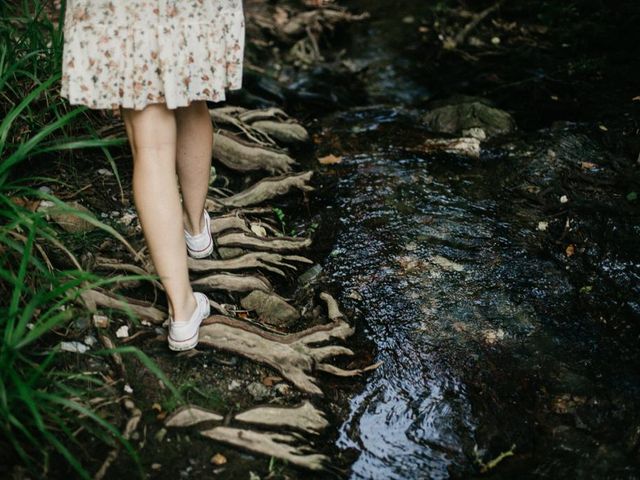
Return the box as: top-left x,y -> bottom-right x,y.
59,0 -> 245,111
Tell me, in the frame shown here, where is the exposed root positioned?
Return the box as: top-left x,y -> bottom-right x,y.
234,400 -> 329,435
199,427 -> 329,472
216,231 -> 312,252
191,272 -> 272,293
188,251 -> 312,277
197,293 -> 381,395
94,399 -> 141,480
78,288 -> 166,324
164,405 -> 224,428
209,171 -> 314,210
212,130 -> 296,174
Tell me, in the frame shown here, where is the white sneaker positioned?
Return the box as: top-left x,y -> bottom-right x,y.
167,292 -> 211,351
184,210 -> 214,258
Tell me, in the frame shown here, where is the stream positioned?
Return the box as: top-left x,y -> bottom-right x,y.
299,1 -> 640,478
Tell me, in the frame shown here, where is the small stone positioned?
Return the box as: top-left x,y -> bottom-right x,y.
491,36 -> 501,45
92,314 -> 109,328
116,325 -> 129,338
155,428 -> 167,442
274,383 -> 291,396
560,195 -> 569,203
97,168 -> 114,176
83,335 -> 97,346
59,341 -> 89,353
228,380 -> 242,391
124,384 -> 133,394
119,212 -> 137,226
537,221 -> 549,231
210,453 -> 227,465
347,290 -> 363,301
246,381 -> 271,402
151,463 -> 162,470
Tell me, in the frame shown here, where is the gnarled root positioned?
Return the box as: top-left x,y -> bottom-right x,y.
197,293 -> 381,395
208,171 -> 314,210
199,427 -> 329,472
78,288 -> 166,324
188,251 -> 312,277
216,231 -> 312,252
213,130 -> 296,174
191,272 -> 272,293
234,400 -> 329,435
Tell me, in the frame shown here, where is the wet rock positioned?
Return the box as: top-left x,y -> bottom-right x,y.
240,290 -> 300,326
298,264 -> 323,285
421,95 -> 516,138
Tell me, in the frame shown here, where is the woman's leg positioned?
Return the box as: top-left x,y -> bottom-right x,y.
120,103 -> 197,323
174,100 -> 213,235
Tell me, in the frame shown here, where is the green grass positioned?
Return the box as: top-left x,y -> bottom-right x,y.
0,1 -> 180,478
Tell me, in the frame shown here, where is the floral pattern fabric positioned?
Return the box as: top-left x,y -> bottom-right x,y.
59,0 -> 245,110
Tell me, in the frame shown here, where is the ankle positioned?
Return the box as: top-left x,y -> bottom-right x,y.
183,210 -> 204,236
170,292 -> 197,323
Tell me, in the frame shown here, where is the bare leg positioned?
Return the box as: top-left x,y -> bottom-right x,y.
120,103 -> 197,323
175,100 -> 213,235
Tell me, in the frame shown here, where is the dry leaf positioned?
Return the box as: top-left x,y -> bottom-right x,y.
261,375 -> 283,386
580,161 -> 597,169
318,154 -> 342,165
210,453 -> 227,466
565,244 -> 575,257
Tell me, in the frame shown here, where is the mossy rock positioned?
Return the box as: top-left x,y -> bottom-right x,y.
422,95 -> 516,138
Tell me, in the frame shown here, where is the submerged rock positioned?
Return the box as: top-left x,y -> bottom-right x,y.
421,95 -> 516,138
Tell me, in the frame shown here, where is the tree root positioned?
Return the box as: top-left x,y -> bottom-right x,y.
164,405 -> 224,428
187,251 -> 312,277
94,399 -> 142,480
212,130 -> 296,174
215,231 -> 312,252
208,171 -> 314,210
191,272 -> 273,293
210,106 -> 309,146
78,288 -> 166,324
199,427 -> 329,472
234,400 -> 329,435
197,293 -> 381,395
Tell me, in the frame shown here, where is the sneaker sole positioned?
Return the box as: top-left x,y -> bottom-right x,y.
168,331 -> 200,351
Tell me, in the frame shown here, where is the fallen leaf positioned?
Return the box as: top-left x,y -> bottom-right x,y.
565,244 -> 575,257
580,161 -> 597,169
211,453 -> 227,466
262,375 -> 283,386
318,153 -> 342,165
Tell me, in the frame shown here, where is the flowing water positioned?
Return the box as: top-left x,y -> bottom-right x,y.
304,1 -> 640,478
